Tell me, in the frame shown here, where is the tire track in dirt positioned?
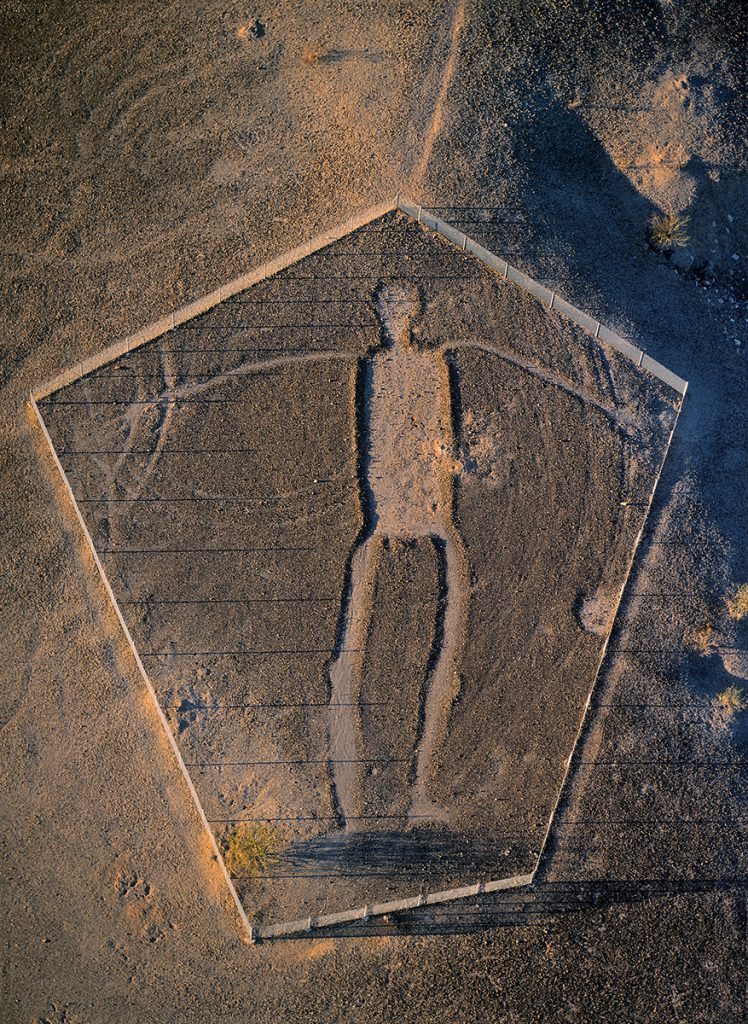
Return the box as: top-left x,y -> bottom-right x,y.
411,2 -> 466,186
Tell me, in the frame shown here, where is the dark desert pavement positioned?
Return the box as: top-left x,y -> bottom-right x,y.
1,2 -> 746,1022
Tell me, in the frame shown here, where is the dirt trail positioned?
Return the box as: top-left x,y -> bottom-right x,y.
412,2 -> 466,185
327,283 -> 469,827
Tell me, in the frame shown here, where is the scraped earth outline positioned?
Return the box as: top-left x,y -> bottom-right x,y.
30,199 -> 686,942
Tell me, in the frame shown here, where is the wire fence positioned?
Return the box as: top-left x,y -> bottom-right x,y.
255,872 -> 535,940
32,194 -> 687,402
397,197 -> 687,396
29,193 -> 688,944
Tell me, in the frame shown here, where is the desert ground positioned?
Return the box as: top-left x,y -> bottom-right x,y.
36,209 -> 678,930
1,2 -> 746,1021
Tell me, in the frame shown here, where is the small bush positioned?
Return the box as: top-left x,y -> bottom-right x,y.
222,824 -> 284,878
713,685 -> 746,714
237,20 -> 265,41
649,212 -> 689,251
691,622 -> 716,655
726,583 -> 748,621
302,43 -> 328,65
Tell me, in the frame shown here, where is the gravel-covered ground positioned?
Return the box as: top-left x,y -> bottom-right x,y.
1,2 -> 745,1021
33,211 -> 674,932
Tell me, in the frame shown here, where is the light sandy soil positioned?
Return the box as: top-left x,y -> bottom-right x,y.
1,2 -> 746,1021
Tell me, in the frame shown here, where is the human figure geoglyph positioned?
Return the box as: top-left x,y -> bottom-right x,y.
327,280 -> 470,826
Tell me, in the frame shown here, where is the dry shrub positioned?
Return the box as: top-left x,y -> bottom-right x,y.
713,685 -> 746,714
726,583 -> 748,621
649,212 -> 689,250
222,824 -> 284,878
691,622 -> 716,655
711,684 -> 745,733
237,19 -> 265,41
302,43 -> 328,65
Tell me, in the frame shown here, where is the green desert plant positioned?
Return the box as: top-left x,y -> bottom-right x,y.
649,211 -> 689,251
222,824 -> 284,878
726,583 -> 748,621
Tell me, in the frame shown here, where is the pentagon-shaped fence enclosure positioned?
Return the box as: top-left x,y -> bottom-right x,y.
32,198 -> 686,941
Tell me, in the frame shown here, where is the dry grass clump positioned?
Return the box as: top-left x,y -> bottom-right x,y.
222,824 -> 284,878
237,18 -> 265,41
648,211 -> 689,251
691,622 -> 717,655
713,685 -> 746,714
725,583 -> 748,621
711,684 -> 746,733
302,43 -> 328,65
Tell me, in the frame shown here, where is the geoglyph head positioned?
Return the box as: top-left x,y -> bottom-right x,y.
374,280 -> 422,348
